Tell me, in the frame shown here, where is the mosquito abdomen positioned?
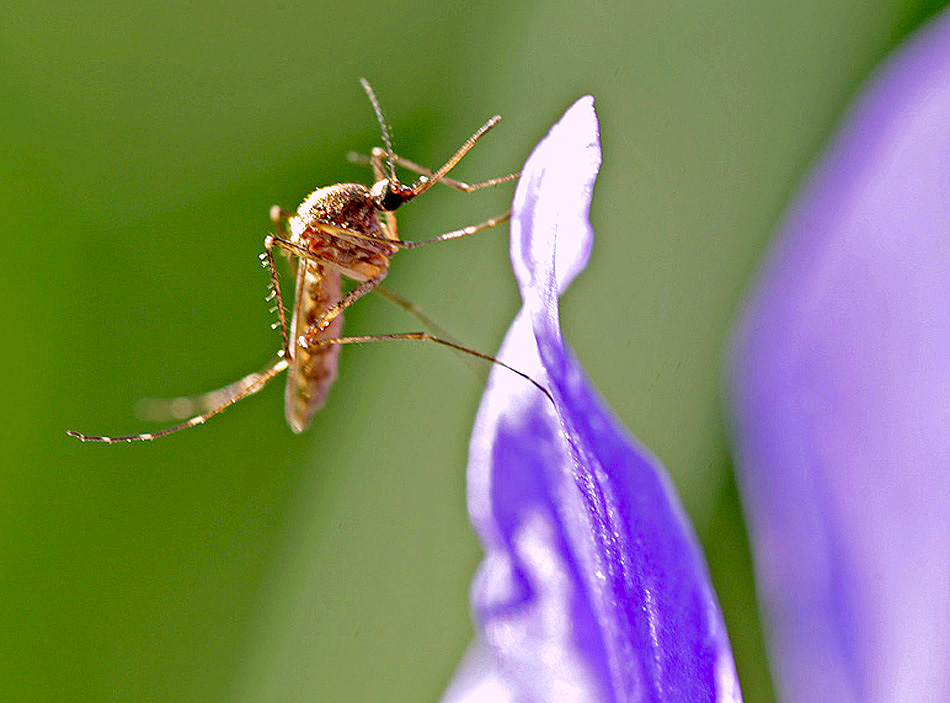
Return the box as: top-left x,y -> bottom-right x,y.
284,262 -> 345,433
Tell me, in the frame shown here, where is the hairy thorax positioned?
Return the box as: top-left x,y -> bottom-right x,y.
290,183 -> 397,282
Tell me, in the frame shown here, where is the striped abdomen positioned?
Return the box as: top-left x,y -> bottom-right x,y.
284,261 -> 344,433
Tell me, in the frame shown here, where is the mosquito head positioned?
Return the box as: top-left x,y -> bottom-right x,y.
370,177 -> 416,211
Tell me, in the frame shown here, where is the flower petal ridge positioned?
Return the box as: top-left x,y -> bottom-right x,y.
445,97 -> 742,703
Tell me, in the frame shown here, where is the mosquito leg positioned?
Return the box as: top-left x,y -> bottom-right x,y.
263,235 -> 291,356
267,231 -> 390,268
373,285 -> 457,341
264,206 -> 306,354
137,357 -> 286,420
266,234 -> 316,261
383,209 -> 399,241
299,275 -> 384,349
263,232 -> 386,345
367,146 -> 388,182
294,214 -> 510,252
261,233 -> 385,347
308,332 -> 554,407
394,211 -> 510,250
351,147 -> 513,247
372,285 -> 486,380
411,116 -> 504,197
66,357 -> 289,443
354,147 -> 519,194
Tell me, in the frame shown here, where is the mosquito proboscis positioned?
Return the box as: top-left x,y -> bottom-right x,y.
67,79 -> 552,443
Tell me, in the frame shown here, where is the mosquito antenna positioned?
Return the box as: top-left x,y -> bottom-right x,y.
359,78 -> 397,182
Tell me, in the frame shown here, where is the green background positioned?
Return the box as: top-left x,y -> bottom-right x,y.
1,1 -> 944,701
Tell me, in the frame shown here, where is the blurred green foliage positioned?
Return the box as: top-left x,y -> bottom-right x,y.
1,1 -> 945,701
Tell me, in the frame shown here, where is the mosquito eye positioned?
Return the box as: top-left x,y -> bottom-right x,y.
380,186 -> 404,211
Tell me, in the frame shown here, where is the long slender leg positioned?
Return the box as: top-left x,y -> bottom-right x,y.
357,147 -> 519,193
373,285 -> 487,380
262,234 -> 386,348
264,234 -> 370,285
261,235 -> 294,356
67,357 -> 289,443
266,204 -> 508,256
266,219 -> 511,349
411,116 -> 504,197
137,358 -> 285,421
373,285 -> 458,342
395,211 -> 510,249
307,332 -> 554,407
299,274 -> 384,347
264,234 -> 386,341
304,213 -> 511,251
265,230 -> 390,336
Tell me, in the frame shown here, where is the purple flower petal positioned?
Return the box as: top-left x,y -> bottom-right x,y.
444,98 -> 741,703
730,10 -> 950,703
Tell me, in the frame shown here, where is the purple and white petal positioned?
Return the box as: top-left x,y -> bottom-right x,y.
445,97 -> 741,703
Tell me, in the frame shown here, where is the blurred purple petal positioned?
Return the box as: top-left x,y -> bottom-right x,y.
730,10 -> 950,703
444,98 -> 741,703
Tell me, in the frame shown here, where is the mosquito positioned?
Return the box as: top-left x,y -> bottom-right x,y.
68,79 -> 550,443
